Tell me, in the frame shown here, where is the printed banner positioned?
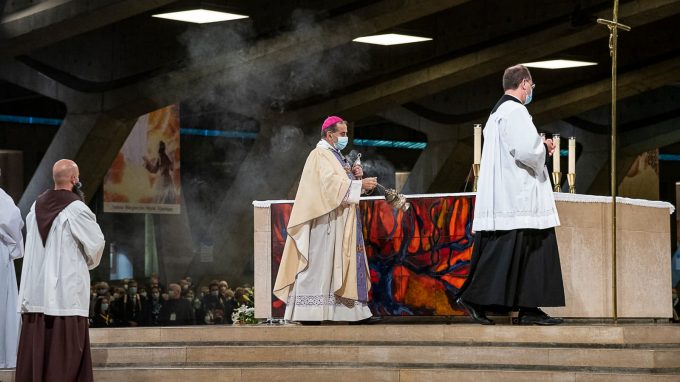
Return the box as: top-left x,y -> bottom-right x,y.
104,105 -> 181,214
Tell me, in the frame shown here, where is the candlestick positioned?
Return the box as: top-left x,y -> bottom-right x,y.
567,172 -> 576,194
551,172 -> 562,193
472,163 -> 480,192
552,134 -> 560,173
568,137 -> 576,174
473,124 -> 482,165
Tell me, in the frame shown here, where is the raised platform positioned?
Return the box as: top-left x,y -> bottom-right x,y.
2,324 -> 680,381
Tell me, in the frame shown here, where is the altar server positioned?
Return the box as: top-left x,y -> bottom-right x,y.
274,116 -> 378,323
457,65 -> 565,325
16,159 -> 105,381
0,180 -> 23,369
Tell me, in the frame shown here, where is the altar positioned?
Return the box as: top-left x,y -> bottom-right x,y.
253,193 -> 675,320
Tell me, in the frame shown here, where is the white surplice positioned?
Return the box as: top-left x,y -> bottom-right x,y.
18,200 -> 105,317
0,188 -> 23,368
473,97 -> 560,231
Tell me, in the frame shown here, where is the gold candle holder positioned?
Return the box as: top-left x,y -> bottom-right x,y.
567,173 -> 576,194
551,172 -> 562,192
472,163 -> 480,192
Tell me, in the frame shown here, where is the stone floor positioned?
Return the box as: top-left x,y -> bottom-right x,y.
1,323 -> 680,381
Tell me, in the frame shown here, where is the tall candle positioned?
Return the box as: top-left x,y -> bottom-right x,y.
473,124 -> 482,164
553,134 -> 560,173
568,137 -> 576,174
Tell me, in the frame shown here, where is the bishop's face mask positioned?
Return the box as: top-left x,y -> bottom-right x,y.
335,135 -> 349,151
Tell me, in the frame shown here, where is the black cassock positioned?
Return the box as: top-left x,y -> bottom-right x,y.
458,227 -> 565,310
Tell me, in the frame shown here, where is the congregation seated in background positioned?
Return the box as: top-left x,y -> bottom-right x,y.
88,275 -> 251,327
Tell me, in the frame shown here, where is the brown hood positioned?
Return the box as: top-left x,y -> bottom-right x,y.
35,189 -> 81,246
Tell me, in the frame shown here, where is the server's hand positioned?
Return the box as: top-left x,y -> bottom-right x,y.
544,138 -> 556,156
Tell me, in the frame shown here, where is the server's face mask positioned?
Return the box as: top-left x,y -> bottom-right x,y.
523,79 -> 535,105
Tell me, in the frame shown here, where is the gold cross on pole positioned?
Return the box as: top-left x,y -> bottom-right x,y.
597,1 -> 630,324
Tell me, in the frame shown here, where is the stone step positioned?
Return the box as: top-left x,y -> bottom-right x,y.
88,344 -> 680,371
3,325 -> 679,382
1,367 -> 680,382
89,324 -> 680,347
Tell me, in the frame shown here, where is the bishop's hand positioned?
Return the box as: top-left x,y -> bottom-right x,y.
352,165 -> 364,178
362,177 -> 377,191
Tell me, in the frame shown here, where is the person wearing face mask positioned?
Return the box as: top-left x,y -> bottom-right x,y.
192,293 -> 205,325
16,159 -> 105,382
184,290 -> 194,302
455,65 -> 565,326
183,290 -> 198,324
202,282 -> 226,324
139,287 -> 148,300
147,274 -> 166,294
159,283 -> 193,326
95,282 -> 110,297
218,280 -> 229,298
108,287 -> 125,322
148,287 -> 163,326
199,286 -> 209,299
273,116 -> 379,324
89,281 -> 110,318
112,280 -> 146,327
91,298 -> 116,328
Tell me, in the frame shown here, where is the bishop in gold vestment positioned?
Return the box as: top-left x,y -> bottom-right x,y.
273,116 -> 377,322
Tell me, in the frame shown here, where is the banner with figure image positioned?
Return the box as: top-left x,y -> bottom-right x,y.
104,105 -> 181,214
